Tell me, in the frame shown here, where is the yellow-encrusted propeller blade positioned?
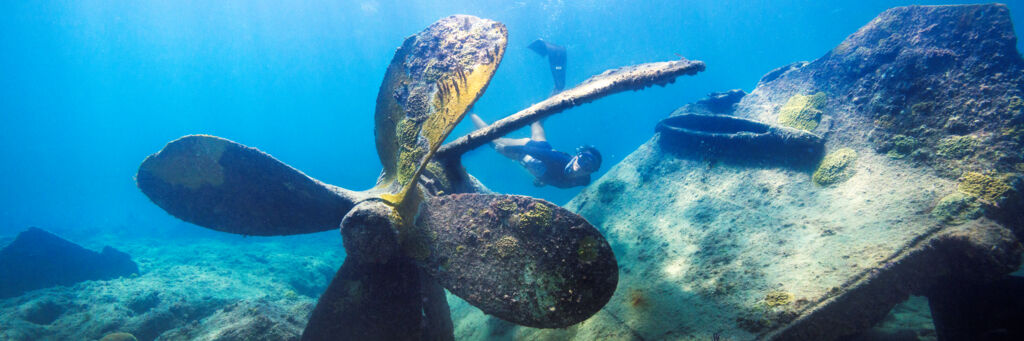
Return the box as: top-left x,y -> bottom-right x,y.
373,15 -> 507,209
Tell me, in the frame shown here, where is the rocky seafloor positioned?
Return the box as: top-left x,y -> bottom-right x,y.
0,231 -> 342,341
0,228 -> 950,341
3,3 -> 1024,341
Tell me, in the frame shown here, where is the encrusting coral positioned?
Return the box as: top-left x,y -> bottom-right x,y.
517,202 -> 553,228
777,92 -> 827,131
931,192 -> 983,224
493,236 -> 520,258
812,148 -> 858,185
762,291 -> 794,308
958,172 -> 1012,203
886,134 -> 920,159
935,135 -> 977,159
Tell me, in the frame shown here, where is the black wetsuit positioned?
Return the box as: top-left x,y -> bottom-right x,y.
504,140 -> 590,188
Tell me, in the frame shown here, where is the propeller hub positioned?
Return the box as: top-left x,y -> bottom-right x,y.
341,201 -> 401,264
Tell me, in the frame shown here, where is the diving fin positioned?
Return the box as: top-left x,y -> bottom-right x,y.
528,39 -> 566,92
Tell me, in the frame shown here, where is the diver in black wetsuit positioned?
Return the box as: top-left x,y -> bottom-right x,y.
469,39 -> 602,189
471,114 -> 601,188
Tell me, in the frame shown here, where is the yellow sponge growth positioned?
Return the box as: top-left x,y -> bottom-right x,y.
518,202 -> 553,228
778,92 -> 827,131
813,148 -> 858,185
763,291 -> 794,308
493,235 -> 520,258
958,172 -> 1012,203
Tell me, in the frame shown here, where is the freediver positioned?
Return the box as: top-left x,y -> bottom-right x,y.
469,39 -> 602,189
470,114 -> 601,188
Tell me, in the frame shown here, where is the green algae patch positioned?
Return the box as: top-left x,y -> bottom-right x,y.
762,291 -> 794,308
397,146 -> 427,188
394,118 -> 426,186
778,92 -> 827,131
423,160 -> 451,194
518,202 -> 553,228
396,118 -> 422,148
958,172 -> 1012,202
911,101 -> 936,116
577,236 -> 600,263
813,148 -> 858,185
931,192 -> 983,224
495,198 -> 518,213
1008,96 -> 1023,112
1002,124 -> 1024,143
886,134 -> 919,159
936,135 -> 977,159
493,235 -> 520,258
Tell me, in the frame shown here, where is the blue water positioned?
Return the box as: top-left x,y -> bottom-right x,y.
1,0 -> 1021,238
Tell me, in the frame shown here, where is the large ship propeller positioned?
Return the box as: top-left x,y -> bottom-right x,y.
136,14 -> 704,340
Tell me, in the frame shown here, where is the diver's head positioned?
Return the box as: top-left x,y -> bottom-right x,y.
567,145 -> 602,176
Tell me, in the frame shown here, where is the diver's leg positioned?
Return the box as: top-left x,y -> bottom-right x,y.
470,114 -> 488,130
494,138 -> 530,160
471,114 -> 529,159
473,114 -> 528,147
530,121 -> 547,142
494,137 -> 530,147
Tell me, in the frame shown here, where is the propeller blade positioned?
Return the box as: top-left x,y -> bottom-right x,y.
302,257 -> 452,340
413,194 -> 618,328
373,15 -> 507,204
136,135 -> 365,236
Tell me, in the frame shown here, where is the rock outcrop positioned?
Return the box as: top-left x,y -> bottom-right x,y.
0,235 -> 337,341
451,4 -> 1024,340
0,227 -> 139,299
